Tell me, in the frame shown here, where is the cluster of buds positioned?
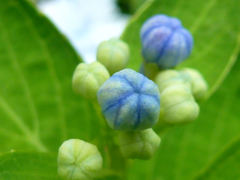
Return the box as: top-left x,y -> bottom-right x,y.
155,69 -> 206,124
140,15 -> 207,125
57,14 -> 208,180
98,68 -> 161,160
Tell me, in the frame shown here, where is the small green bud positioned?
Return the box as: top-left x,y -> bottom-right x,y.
58,139 -> 103,180
160,84 -> 199,124
72,62 -> 110,99
97,38 -> 129,74
181,68 -> 208,101
155,69 -> 190,92
118,129 -> 160,159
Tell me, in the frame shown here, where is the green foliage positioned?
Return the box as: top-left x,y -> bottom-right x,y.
0,0 -> 240,179
0,0 -> 100,153
196,136 -> 240,180
0,152 -> 59,180
0,0 -> 108,178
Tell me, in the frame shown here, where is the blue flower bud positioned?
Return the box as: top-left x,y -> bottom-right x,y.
97,69 -> 160,131
141,14 -> 193,68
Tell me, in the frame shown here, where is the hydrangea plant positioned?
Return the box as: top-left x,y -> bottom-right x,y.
3,0 -> 240,179
60,14 -> 208,180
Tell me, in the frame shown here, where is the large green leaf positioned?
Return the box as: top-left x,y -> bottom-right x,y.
0,152 -> 59,180
122,0 -> 240,97
0,0 -> 99,152
196,136 -> 240,180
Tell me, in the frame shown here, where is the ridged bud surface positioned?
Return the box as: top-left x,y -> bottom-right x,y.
118,129 -> 160,159
160,84 -> 199,124
141,14 -> 193,68
98,69 -> 160,131
155,69 -> 190,92
97,38 -> 129,74
72,62 -> 109,99
58,139 -> 103,180
181,68 -> 208,101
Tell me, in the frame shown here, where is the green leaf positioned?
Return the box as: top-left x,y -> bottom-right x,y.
0,152 -> 59,180
196,136 -> 240,180
0,0 -> 99,152
122,0 -> 240,97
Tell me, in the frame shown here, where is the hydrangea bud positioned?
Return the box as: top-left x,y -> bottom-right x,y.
97,38 -> 129,74
72,61 -> 110,99
118,128 -> 160,159
140,14 -> 193,68
58,139 -> 103,180
160,84 -> 199,124
155,69 -> 190,92
97,69 -> 160,131
181,68 -> 208,101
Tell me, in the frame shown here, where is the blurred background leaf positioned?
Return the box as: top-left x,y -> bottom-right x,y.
196,136 -> 240,180
0,152 -> 59,180
117,0 -> 146,14
0,0 -> 100,153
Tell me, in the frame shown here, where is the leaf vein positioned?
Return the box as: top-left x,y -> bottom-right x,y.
190,0 -> 217,33
15,2 -> 67,140
0,18 -> 40,137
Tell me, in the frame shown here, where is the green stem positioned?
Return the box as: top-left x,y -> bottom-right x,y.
92,102 -> 128,179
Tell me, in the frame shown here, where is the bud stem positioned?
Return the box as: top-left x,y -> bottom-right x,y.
92,102 -> 129,179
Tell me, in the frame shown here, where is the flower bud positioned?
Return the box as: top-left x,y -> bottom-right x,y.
181,68 -> 208,101
58,139 -> 103,180
97,69 -> 160,131
155,69 -> 190,92
97,38 -> 129,74
140,14 -> 193,68
160,84 -> 199,124
118,129 -> 160,159
72,62 -> 110,99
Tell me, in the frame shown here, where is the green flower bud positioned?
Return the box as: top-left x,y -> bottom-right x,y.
118,129 -> 160,159
160,84 -> 199,124
155,69 -> 190,92
97,38 -> 129,74
181,68 -> 208,101
58,139 -> 103,180
72,62 -> 110,99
